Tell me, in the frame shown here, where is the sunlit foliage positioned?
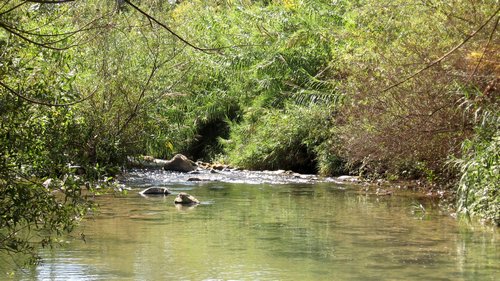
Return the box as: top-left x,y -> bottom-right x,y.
0,0 -> 498,265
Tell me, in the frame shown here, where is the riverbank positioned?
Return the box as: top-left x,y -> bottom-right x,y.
126,154 -> 455,202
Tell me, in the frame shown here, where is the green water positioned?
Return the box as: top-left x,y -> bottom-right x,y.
4,179 -> 499,280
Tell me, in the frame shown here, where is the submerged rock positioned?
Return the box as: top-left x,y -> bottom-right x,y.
187,177 -> 212,182
163,154 -> 197,173
139,187 -> 171,195
175,203 -> 198,211
174,192 -> 200,205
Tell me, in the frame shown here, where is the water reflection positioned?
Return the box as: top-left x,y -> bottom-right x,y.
3,173 -> 499,280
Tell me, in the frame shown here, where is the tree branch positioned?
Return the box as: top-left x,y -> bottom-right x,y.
27,0 -> 75,3
115,58 -> 159,137
0,1 -> 27,17
381,6 -> 500,93
0,79 -> 98,107
5,14 -> 110,38
467,15 -> 499,81
0,22 -> 79,50
122,0 -> 219,53
120,0 -> 265,54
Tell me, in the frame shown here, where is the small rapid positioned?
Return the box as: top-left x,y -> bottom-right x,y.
121,168 -> 347,189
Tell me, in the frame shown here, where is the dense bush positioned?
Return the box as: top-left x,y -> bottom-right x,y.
335,0 -> 498,180
158,0 -> 346,170
223,104 -> 342,174
453,88 -> 499,225
455,129 -> 499,225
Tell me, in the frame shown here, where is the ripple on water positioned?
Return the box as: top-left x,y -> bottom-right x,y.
11,168 -> 497,281
121,168 -> 338,188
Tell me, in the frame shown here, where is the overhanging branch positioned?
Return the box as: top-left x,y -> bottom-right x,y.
0,79 -> 98,107
27,0 -> 75,3
122,0 -> 222,54
381,6 -> 500,93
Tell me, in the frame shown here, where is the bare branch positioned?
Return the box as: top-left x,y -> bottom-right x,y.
381,6 -> 500,93
27,0 -> 75,3
122,0 -> 219,53
467,15 -> 499,81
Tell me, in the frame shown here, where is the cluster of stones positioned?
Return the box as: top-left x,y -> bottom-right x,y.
194,161 -> 235,172
128,153 -> 237,173
137,154 -> 205,205
139,187 -> 200,205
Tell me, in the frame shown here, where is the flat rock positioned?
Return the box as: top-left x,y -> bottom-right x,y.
139,187 -> 171,195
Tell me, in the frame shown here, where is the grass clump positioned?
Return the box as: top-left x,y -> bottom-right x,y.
454,112 -> 499,225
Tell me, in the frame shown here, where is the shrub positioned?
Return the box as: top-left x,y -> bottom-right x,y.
455,129 -> 499,225
335,0 -> 497,180
453,87 -> 499,225
223,104 -> 342,174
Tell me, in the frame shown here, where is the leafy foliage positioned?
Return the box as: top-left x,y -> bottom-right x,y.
455,129 -> 499,226
452,84 -> 499,225
1,0 -> 499,265
335,0 -> 498,179
156,0 -> 346,167
0,0 -> 159,263
223,104 -> 341,174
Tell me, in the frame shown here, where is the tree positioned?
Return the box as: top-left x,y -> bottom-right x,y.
0,0 -> 198,264
336,0 -> 499,179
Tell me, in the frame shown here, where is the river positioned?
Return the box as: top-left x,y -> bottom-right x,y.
3,169 -> 499,280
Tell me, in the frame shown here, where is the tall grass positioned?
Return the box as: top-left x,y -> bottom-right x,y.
452,100 -> 499,225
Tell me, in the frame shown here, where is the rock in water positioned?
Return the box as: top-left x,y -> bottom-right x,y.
336,175 -> 361,183
163,154 -> 197,173
127,156 -> 169,169
174,192 -> 200,205
140,187 -> 171,195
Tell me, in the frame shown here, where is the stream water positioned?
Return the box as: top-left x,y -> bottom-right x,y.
3,169 -> 499,280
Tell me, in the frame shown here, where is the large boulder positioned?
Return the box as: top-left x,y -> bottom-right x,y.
174,192 -> 200,205
163,154 -> 197,173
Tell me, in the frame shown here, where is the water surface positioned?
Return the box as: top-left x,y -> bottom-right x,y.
4,170 -> 499,280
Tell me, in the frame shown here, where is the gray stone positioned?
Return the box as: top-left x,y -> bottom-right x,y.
174,192 -> 200,205
140,187 -> 171,195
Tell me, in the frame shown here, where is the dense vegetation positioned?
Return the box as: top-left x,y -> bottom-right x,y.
1,0 -> 498,264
